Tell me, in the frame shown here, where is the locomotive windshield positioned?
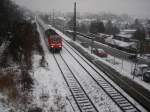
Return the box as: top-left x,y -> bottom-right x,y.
45,29 -> 57,37
52,37 -> 61,42
45,29 -> 61,42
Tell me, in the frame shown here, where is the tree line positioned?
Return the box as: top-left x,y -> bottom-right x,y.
0,0 -> 23,44
67,17 -> 149,54
0,0 -> 44,68
67,19 -> 120,35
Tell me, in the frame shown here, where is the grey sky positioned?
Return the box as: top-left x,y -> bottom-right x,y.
13,0 -> 150,18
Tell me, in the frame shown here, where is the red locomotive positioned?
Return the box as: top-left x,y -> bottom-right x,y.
45,29 -> 62,51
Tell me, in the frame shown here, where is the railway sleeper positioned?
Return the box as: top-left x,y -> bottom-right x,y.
72,88 -> 82,91
68,78 -> 76,81
78,100 -> 90,104
74,93 -> 85,96
124,108 -> 138,112
107,92 -> 119,96
75,95 -> 87,99
101,86 -> 113,90
105,89 -> 116,92
70,86 -> 80,89
80,103 -> 93,108
105,89 -> 116,93
82,106 -> 94,110
73,92 -> 84,96
115,98 -> 126,102
71,87 -> 80,90
98,83 -> 108,86
100,83 -> 110,86
99,81 -> 108,84
102,86 -> 114,89
72,90 -> 83,94
97,80 -> 106,83
112,95 -> 123,99
67,75 -> 74,78
119,103 -> 132,107
68,81 -> 77,84
67,76 -> 75,79
101,85 -> 112,89
69,84 -> 77,87
83,109 -> 96,112
67,79 -> 76,82
122,106 -> 137,111
98,81 -> 108,84
122,105 -> 135,109
73,93 -> 84,96
109,92 -> 121,96
76,97 -> 89,102
80,103 -> 92,107
72,90 -> 81,93
117,100 -> 128,104
73,91 -> 83,95
86,110 -> 97,112
102,84 -> 113,87
69,82 -> 79,86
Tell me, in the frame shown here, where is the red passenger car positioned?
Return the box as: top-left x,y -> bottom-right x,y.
45,29 -> 62,51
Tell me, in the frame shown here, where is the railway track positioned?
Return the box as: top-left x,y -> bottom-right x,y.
63,40 -> 142,112
53,53 -> 98,112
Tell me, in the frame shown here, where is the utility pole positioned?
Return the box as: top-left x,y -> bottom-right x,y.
49,12 -> 52,24
53,9 -> 55,26
73,2 -> 76,41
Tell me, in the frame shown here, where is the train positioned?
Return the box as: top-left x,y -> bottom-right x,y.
45,28 -> 62,52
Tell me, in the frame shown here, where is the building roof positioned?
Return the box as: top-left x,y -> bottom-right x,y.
116,34 -> 133,38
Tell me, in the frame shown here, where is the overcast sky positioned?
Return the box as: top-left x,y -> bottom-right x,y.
13,0 -> 150,18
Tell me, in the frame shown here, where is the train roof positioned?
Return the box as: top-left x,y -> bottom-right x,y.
45,28 -> 57,36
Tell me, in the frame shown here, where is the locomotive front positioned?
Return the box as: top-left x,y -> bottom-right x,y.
45,29 -> 62,52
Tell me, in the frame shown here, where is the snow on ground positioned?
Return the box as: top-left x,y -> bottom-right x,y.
48,24 -> 150,93
61,48 -> 121,112
37,16 -> 149,84
0,41 -> 10,58
76,41 -> 150,92
38,20 -> 122,111
94,50 -> 150,92
0,93 -> 10,112
31,22 -> 78,111
65,42 -> 147,112
32,54 -> 73,111
47,25 -> 148,111
38,20 -> 150,111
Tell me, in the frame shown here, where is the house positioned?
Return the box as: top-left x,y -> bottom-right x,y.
105,29 -> 137,52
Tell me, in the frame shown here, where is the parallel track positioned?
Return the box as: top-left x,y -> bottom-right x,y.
53,53 -> 98,112
63,40 -> 141,112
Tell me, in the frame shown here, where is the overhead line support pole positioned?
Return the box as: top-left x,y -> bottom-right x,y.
73,2 -> 76,41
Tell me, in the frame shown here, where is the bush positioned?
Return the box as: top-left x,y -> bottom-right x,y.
20,70 -> 34,91
0,72 -> 19,100
28,107 -> 42,112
